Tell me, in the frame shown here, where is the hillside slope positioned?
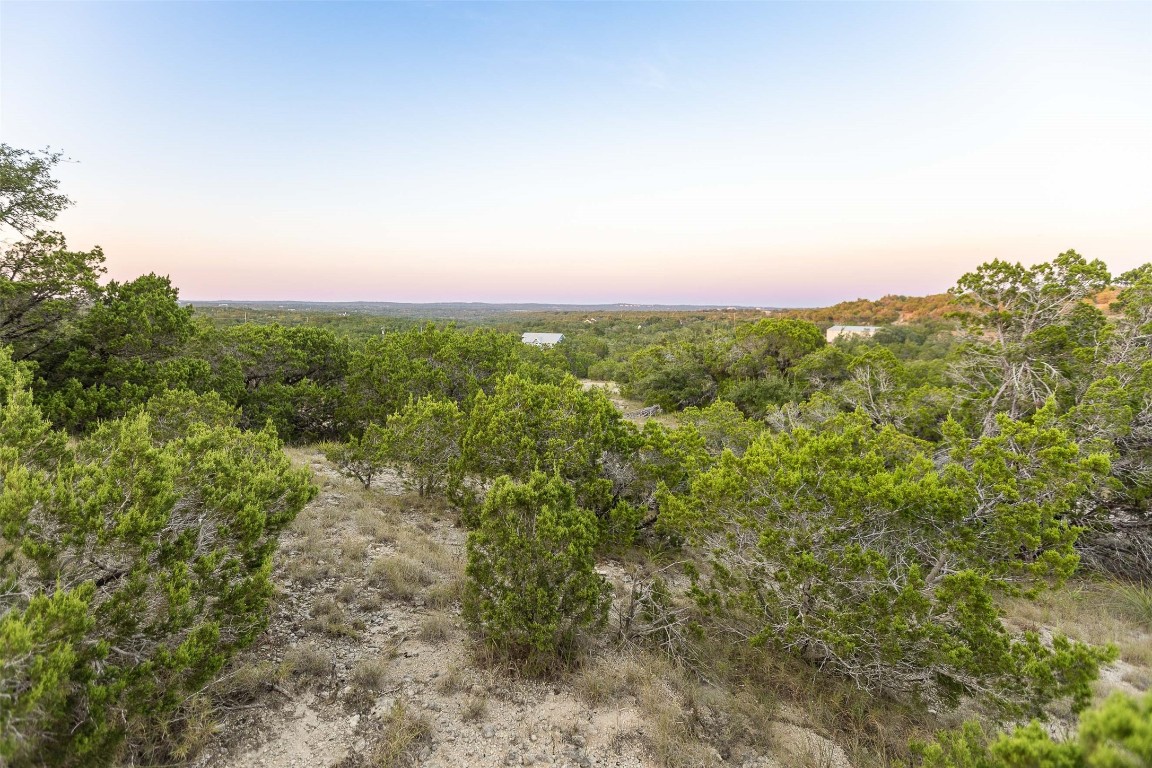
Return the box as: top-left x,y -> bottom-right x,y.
190,448 -> 1150,768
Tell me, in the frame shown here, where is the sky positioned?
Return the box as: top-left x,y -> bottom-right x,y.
1,1 -> 1150,305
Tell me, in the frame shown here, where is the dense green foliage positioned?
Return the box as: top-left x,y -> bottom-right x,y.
916,691 -> 1152,768
662,408 -> 1114,714
325,395 -> 464,496
462,473 -> 610,666
0,351 -> 315,765
457,374 -> 633,516
381,395 -> 464,497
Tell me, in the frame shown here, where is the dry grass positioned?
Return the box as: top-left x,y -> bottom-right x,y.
283,553 -> 334,587
368,556 -> 435,601
283,644 -> 333,684
424,577 -> 462,610
418,613 -> 454,644
636,675 -> 718,768
394,529 -> 458,577
369,700 -> 434,768
614,610 -> 933,768
460,695 -> 488,722
208,659 -> 287,706
435,665 -> 467,695
397,491 -> 453,521
573,654 -> 650,707
1004,578 -> 1152,668
355,506 -> 400,541
305,596 -> 364,638
336,581 -> 359,604
1108,582 -> 1152,631
571,646 -> 781,766
340,534 -> 369,565
1122,665 -> 1152,690
358,591 -> 385,612
352,656 -> 392,693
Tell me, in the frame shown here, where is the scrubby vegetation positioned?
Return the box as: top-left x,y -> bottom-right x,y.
914,691 -> 1151,768
463,472 -> 610,669
2,143 -> 1151,766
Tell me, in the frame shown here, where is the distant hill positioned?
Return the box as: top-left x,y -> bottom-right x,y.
183,300 -> 780,321
768,294 -> 957,325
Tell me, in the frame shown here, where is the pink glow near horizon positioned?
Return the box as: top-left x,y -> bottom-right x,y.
4,2 -> 1149,305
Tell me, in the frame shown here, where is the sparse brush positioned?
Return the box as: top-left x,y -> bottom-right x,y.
370,700 -> 434,768
1108,582 -> 1152,630
285,559 -> 330,587
1004,579 -> 1151,668
305,596 -> 364,638
435,665 -> 466,695
418,613 -> 454,644
291,508 -> 326,539
283,644 -> 333,683
368,555 -> 434,601
424,577 -> 462,609
125,692 -> 218,765
637,677 -> 715,768
395,529 -> 458,576
573,655 -> 650,707
352,657 -> 392,693
356,507 -> 399,541
210,660 -> 285,705
340,534 -> 369,565
336,581 -> 359,604
460,695 -> 488,722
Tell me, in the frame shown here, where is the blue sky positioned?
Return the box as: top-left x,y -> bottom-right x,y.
1,1 -> 1149,304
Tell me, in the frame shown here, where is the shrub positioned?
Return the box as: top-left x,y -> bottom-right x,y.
664,408 -> 1114,716
456,374 -> 634,517
324,422 -> 390,488
915,691 -> 1152,767
462,473 -> 609,668
0,353 -> 316,766
370,700 -> 433,768
381,395 -> 463,497
283,644 -> 333,684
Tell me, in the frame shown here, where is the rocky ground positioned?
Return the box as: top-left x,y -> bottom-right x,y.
189,448 -> 1150,768
189,451 -> 865,768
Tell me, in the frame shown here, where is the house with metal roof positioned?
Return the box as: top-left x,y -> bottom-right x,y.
521,332 -> 565,347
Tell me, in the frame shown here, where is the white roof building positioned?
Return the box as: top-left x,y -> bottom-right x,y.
521,332 -> 565,347
826,325 -> 882,343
